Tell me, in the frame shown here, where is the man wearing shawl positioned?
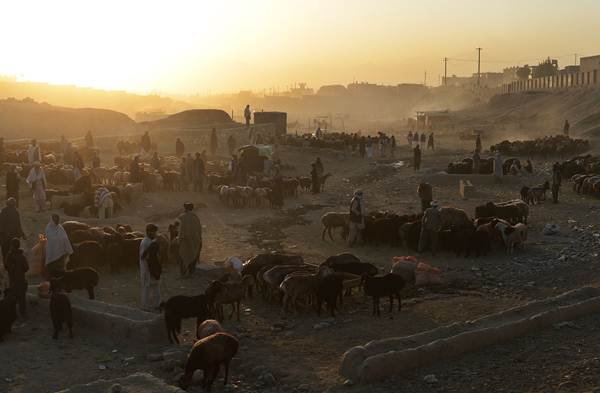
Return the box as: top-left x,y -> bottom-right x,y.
26,162 -> 47,212
139,224 -> 161,311
44,214 -> 73,277
27,139 -> 41,165
176,202 -> 202,277
0,198 -> 25,265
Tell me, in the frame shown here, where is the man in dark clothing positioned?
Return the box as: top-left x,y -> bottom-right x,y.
5,238 -> 29,317
0,198 -> 25,265
413,145 -> 422,171
175,138 -> 185,157
359,137 -> 366,159
552,162 -> 562,203
210,128 -> 218,156
311,164 -> 320,194
417,182 -> 433,212
227,135 -> 236,156
6,166 -> 20,207
194,153 -> 205,192
130,156 -> 141,183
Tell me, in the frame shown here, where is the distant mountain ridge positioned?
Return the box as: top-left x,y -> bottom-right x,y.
0,98 -> 135,139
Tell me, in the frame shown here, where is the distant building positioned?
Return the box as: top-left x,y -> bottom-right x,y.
580,55 -> 600,74
317,85 -> 348,96
416,110 -> 451,131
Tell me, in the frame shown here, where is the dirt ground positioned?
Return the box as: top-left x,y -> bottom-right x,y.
2,137 -> 600,393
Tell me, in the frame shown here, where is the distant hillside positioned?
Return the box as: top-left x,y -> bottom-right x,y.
0,79 -> 192,117
454,88 -> 600,137
0,98 -> 135,139
138,109 -> 236,130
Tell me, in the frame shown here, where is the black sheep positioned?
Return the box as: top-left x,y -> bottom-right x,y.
54,267 -> 99,300
316,273 -> 344,317
49,280 -> 73,339
363,273 -> 405,317
160,295 -> 209,344
0,290 -> 18,341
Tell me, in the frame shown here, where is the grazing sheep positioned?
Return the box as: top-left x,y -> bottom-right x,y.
527,181 -> 550,205
0,290 -> 18,341
196,319 -> 224,340
363,273 -> 405,317
53,268 -> 99,300
204,280 -> 244,322
496,222 -> 528,254
320,212 -> 349,241
49,280 -> 73,339
179,332 -> 239,391
160,295 -> 210,344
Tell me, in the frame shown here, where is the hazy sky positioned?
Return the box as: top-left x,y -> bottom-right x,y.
2,0 -> 600,95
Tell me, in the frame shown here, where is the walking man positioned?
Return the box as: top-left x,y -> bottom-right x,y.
177,202 -> 203,278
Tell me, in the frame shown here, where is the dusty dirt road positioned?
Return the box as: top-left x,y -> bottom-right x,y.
2,140 -> 600,393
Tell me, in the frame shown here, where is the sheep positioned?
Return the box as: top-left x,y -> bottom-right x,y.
363,273 -> 405,317
262,264 -> 317,302
0,290 -> 18,341
179,332 -> 239,391
316,273 -> 344,317
279,266 -> 332,314
204,280 -> 243,322
53,267 -> 100,300
49,279 -> 73,339
496,222 -> 528,254
159,295 -> 210,344
67,241 -> 105,269
320,212 -> 349,241
527,181 -> 550,205
196,319 -> 224,340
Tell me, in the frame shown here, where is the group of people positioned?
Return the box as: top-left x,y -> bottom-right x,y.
407,131 -> 435,150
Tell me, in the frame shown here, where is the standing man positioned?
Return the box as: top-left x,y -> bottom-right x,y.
26,162 -> 47,212
244,105 -> 252,127
6,166 -> 20,207
27,139 -> 41,165
85,130 -> 94,148
210,128 -> 218,156
175,138 -> 185,157
177,203 -> 203,278
139,224 -> 161,311
348,190 -> 365,246
418,201 -> 442,256
0,198 -> 25,264
493,151 -> 503,183
473,150 -> 481,174
552,162 -> 562,203
193,153 -> 205,192
44,214 -> 73,277
227,134 -> 237,156
417,182 -> 433,213
413,144 -> 422,171
563,120 -> 570,137
427,132 -> 435,150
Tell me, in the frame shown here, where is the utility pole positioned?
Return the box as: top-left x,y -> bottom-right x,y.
444,57 -> 448,86
476,47 -> 482,88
